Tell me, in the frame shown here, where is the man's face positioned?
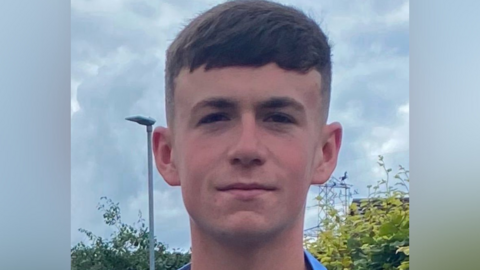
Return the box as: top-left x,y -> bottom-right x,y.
154,63 -> 341,242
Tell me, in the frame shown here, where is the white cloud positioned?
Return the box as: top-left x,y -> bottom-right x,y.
384,1 -> 409,26
154,2 -> 189,29
71,80 -> 81,116
359,102 -> 409,183
364,103 -> 409,156
71,0 -> 126,15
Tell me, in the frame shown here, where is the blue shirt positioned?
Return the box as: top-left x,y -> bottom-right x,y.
177,249 -> 326,270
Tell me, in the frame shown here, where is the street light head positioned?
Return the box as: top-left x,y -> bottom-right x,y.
126,115 -> 156,126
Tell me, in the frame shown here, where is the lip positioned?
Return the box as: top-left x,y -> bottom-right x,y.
217,183 -> 276,200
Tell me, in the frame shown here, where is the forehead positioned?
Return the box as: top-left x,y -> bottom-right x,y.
174,64 -> 322,113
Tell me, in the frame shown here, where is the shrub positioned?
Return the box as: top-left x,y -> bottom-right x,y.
71,197 -> 191,270
305,156 -> 409,270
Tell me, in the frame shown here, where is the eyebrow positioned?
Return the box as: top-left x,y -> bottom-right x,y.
190,97 -> 238,115
190,96 -> 305,115
256,97 -> 305,113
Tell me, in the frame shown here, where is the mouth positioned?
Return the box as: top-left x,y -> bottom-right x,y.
217,183 -> 276,200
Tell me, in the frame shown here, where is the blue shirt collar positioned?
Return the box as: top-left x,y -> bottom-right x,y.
304,249 -> 327,270
177,249 -> 326,270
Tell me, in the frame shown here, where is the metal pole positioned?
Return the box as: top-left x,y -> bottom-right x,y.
146,125 -> 155,270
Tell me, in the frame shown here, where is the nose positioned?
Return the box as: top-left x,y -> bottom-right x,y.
228,114 -> 266,167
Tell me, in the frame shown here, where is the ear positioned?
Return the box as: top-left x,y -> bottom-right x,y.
311,122 -> 342,185
152,126 -> 180,186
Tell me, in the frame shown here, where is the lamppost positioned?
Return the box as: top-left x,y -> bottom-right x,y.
126,115 -> 156,270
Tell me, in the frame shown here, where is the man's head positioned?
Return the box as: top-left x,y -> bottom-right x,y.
164,0 -> 333,127
154,0 -> 341,245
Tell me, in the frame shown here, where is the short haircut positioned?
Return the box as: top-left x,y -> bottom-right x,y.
165,0 -> 332,125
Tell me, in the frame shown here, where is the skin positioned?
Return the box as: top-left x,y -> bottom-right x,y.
153,63 -> 342,270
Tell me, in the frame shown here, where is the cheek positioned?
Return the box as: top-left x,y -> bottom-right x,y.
177,142 -> 210,213
179,145 -> 206,183
176,137 -> 226,218
273,136 -> 313,175
176,137 -> 222,189
272,138 -> 314,197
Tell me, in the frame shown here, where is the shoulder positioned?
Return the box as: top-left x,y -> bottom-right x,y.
177,251 -> 325,270
177,263 -> 191,270
304,250 -> 327,270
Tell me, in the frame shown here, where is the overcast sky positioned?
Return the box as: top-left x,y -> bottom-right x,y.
71,0 -> 409,251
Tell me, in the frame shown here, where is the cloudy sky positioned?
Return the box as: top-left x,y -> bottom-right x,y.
71,0 -> 409,251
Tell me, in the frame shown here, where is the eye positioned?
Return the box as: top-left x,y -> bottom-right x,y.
198,113 -> 230,125
264,113 -> 295,124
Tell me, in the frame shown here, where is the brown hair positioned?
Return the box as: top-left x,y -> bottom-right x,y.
165,0 -> 332,125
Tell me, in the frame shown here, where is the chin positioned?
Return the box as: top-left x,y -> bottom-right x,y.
211,216 -> 283,243
217,227 -> 276,246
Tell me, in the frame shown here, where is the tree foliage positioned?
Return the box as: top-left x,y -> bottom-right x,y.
71,197 -> 191,270
305,156 -> 410,270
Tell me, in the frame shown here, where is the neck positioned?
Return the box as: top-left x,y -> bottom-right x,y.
188,218 -> 308,270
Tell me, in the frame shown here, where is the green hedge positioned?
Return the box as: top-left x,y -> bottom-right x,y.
305,156 -> 409,270
71,197 -> 191,270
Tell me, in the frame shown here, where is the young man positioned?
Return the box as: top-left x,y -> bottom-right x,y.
153,0 -> 342,269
